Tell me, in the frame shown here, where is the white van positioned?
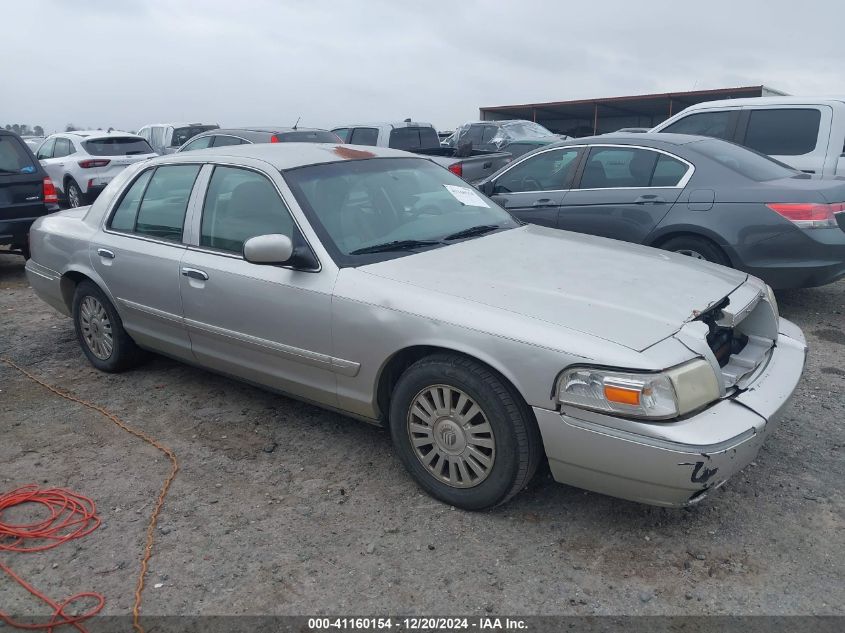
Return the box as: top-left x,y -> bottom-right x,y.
652,97 -> 845,178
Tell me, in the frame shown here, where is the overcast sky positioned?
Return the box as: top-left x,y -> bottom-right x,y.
3,0 -> 844,134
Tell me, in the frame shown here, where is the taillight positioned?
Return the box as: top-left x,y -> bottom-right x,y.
77,159 -> 111,169
448,162 -> 463,178
766,202 -> 843,228
270,135 -> 280,143
43,178 -> 58,205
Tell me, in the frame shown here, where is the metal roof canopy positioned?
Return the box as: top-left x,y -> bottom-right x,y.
479,86 -> 788,137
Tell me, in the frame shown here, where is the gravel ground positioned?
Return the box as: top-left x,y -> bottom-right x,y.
1,250 -> 843,618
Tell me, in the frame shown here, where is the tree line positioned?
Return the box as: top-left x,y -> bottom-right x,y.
3,124 -> 45,136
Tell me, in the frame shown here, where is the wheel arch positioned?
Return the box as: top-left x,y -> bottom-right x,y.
374,344 -> 536,427
647,227 -> 735,266
60,268 -> 118,314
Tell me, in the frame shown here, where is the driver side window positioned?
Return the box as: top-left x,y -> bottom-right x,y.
200,166 -> 294,254
494,148 -> 580,194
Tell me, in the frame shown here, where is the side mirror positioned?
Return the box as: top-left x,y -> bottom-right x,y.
479,180 -> 495,196
243,234 -> 293,265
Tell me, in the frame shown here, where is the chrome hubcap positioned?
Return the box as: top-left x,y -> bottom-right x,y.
407,385 -> 495,488
676,248 -> 706,260
79,296 -> 113,360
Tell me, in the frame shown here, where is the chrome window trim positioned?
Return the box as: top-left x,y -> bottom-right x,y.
493,143 -> 695,194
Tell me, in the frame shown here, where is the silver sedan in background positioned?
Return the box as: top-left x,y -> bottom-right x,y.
25,143 -> 806,510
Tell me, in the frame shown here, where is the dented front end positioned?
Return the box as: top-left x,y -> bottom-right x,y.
534,281 -> 807,507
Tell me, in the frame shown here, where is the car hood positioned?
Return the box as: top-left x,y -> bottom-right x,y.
359,225 -> 748,351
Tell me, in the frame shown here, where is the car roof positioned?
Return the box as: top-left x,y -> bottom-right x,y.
677,96 -> 845,110
333,121 -> 434,129
140,122 -> 218,128
553,132 -> 711,147
57,130 -> 145,140
200,126 -> 330,135
172,142 -> 415,169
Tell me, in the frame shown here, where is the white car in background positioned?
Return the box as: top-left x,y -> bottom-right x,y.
36,131 -> 157,208
137,122 -> 219,155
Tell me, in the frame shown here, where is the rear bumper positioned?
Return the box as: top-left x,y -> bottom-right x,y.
534,318 -> 807,507
0,214 -> 53,245
734,227 -> 845,289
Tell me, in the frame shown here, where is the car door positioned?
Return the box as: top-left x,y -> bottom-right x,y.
558,145 -> 690,243
487,147 -> 582,227
735,106 -> 831,177
90,163 -> 202,360
179,162 -> 338,406
36,138 -> 61,191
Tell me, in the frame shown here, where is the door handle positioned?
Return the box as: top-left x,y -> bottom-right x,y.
97,248 -> 115,259
181,267 -> 209,281
532,198 -> 556,207
634,194 -> 665,204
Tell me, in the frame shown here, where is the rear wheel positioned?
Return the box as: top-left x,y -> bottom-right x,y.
389,353 -> 542,510
660,235 -> 730,267
72,281 -> 145,372
66,179 -> 84,208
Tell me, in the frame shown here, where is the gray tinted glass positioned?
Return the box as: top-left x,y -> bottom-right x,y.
109,169 -> 154,231
692,139 -> 797,181
201,166 -> 293,253
180,136 -> 213,151
495,149 -> 580,193
134,165 -> 200,240
211,135 -> 244,147
350,128 -> 378,145
743,109 -> 820,156
0,135 -> 36,172
651,154 -> 688,186
662,111 -> 735,140
580,147 -> 658,189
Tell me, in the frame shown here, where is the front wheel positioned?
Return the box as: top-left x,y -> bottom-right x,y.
72,281 -> 145,372
389,354 -> 542,510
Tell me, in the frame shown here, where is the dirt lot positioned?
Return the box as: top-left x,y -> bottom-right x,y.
1,250 -> 843,617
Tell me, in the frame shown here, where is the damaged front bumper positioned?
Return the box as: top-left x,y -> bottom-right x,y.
534,317 -> 807,507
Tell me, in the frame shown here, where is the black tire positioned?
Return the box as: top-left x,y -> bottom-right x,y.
660,235 -> 730,267
72,280 -> 145,372
65,178 -> 85,208
389,353 -> 542,510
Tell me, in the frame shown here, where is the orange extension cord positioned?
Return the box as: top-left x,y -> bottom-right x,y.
0,357 -> 179,633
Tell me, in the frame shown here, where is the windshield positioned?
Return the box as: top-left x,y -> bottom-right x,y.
84,137 -> 155,156
284,157 -> 518,266
691,138 -> 799,182
275,130 -> 342,143
172,125 -> 218,147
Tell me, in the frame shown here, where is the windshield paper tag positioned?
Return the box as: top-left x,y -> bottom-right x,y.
444,184 -> 490,208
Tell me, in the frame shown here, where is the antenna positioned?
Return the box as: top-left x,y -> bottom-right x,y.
293,116 -> 301,130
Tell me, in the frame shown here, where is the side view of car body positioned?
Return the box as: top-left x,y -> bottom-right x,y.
652,97 -> 845,178
138,122 -> 219,155
177,127 -> 341,151
0,130 -> 59,258
25,143 -> 806,510
36,131 -> 157,207
477,133 -> 845,289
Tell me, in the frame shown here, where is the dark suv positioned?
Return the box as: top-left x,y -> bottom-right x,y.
0,130 -> 59,259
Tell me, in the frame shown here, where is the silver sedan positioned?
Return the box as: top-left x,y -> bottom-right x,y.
25,143 -> 807,509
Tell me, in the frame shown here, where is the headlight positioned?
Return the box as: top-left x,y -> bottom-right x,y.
764,284 -> 779,322
556,359 -> 720,420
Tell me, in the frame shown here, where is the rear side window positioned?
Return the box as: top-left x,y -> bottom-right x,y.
109,165 -> 200,239
349,128 -> 378,146
692,139 -> 797,182
172,125 -> 218,147
200,166 -> 294,253
579,147 -> 658,189
211,135 -> 245,147
661,111 -> 736,141
651,154 -> 689,186
109,169 -> 154,231
84,137 -> 154,156
742,109 -> 821,156
0,135 -> 37,174
388,127 -> 440,150
180,136 -> 213,152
